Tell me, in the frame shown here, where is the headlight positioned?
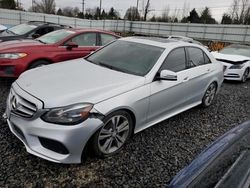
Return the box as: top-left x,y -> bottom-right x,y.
0,53 -> 27,59
229,64 -> 244,69
41,103 -> 93,125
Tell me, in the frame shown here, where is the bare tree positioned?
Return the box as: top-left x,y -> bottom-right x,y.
181,1 -> 190,19
229,0 -> 250,24
143,0 -> 151,21
161,6 -> 170,21
171,7 -> 180,22
62,6 -> 79,17
34,0 -> 56,14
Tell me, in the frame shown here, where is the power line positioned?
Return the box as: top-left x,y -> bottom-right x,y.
152,4 -> 250,12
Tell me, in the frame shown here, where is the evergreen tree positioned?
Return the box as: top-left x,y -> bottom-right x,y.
200,7 -> 216,24
0,0 -> 16,9
221,14 -> 232,24
187,9 -> 201,23
124,7 -> 140,21
57,8 -> 63,16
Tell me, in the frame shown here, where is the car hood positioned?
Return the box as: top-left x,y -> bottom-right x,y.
211,52 -> 250,65
0,39 -> 44,51
16,59 -> 145,108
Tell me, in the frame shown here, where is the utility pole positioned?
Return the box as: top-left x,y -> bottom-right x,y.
32,0 -> 35,11
136,0 -> 139,20
99,0 -> 102,19
16,0 -> 19,9
82,0 -> 85,19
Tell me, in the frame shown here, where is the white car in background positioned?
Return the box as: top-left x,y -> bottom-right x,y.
0,24 -> 7,32
212,44 -> 250,82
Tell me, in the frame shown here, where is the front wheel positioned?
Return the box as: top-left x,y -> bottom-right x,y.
29,60 -> 50,69
91,110 -> 133,158
202,82 -> 217,107
242,68 -> 249,83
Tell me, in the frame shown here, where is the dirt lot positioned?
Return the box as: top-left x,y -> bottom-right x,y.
0,78 -> 250,187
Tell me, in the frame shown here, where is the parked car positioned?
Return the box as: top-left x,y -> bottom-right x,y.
0,24 -> 7,32
212,44 -> 250,82
168,120 -> 250,188
0,28 -> 120,77
3,37 -> 224,163
0,21 -> 71,42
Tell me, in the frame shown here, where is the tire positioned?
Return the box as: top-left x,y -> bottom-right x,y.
29,60 -> 50,69
91,110 -> 133,158
242,68 -> 249,83
202,82 -> 217,107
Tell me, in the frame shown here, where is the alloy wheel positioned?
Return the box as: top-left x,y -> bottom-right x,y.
203,83 -> 217,106
242,69 -> 249,83
98,115 -> 130,154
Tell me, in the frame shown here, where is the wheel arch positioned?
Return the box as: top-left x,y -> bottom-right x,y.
81,107 -> 137,161
27,58 -> 54,69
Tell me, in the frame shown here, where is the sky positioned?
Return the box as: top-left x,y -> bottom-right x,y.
19,0 -> 234,22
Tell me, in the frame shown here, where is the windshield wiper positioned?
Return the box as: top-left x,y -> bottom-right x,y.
86,59 -> 137,75
6,29 -> 16,35
98,62 -> 127,73
36,39 -> 47,44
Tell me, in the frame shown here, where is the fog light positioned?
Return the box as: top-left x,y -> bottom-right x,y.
4,66 -> 15,75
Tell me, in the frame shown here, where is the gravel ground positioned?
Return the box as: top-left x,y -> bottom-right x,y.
0,78 -> 250,188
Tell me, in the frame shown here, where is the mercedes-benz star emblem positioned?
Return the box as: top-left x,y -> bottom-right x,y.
11,96 -> 18,111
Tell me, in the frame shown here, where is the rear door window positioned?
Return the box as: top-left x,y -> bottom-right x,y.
187,47 -> 206,67
70,33 -> 97,46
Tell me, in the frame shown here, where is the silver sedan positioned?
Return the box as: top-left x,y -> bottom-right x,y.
4,37 -> 224,163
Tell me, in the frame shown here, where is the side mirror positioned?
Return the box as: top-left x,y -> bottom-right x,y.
157,70 -> 177,81
32,33 -> 40,39
66,42 -> 78,50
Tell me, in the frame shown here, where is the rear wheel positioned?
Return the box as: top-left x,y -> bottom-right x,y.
91,110 -> 133,158
202,82 -> 217,107
242,68 -> 249,83
29,60 -> 50,69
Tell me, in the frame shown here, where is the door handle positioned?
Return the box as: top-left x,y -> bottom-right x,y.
207,68 -> 211,72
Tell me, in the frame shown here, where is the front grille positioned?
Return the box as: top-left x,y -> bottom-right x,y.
9,90 -> 37,118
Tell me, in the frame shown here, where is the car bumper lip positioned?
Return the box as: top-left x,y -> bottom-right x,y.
6,113 -> 104,164
224,69 -> 244,81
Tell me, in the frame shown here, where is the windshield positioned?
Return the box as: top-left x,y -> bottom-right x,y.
219,45 -> 250,58
86,40 -> 164,76
8,23 -> 37,35
37,29 -> 75,44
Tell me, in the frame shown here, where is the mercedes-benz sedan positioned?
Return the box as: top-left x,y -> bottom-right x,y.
4,37 -> 224,163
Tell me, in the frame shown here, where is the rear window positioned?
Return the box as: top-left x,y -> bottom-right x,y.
8,24 -> 37,35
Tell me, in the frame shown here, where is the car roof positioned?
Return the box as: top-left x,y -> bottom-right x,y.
67,28 -> 118,35
120,37 -> 202,49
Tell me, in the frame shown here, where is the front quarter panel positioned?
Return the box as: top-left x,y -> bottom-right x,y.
94,83 -> 150,133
